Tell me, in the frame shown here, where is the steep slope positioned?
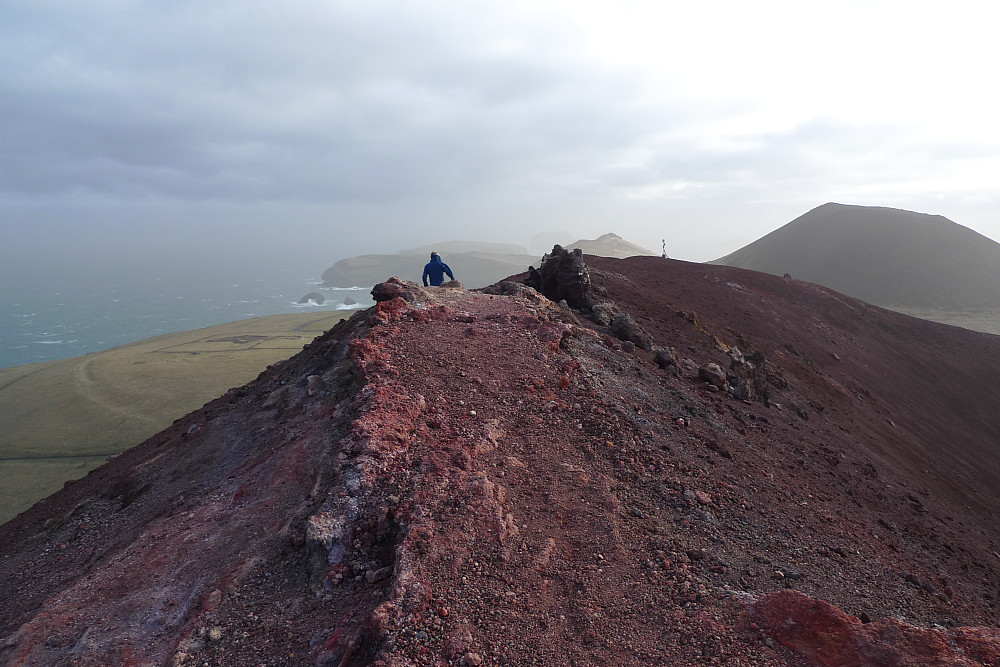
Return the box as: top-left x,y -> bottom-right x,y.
713,202 -> 1000,308
0,311 -> 353,525
2,258 -> 1000,666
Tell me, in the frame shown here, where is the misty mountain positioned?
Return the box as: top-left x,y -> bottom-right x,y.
398,240 -> 531,256
712,202 -> 1000,309
321,233 -> 654,288
321,250 -> 539,289
559,232 -> 655,258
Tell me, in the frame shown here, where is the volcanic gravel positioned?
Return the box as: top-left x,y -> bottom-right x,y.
2,256 -> 1000,666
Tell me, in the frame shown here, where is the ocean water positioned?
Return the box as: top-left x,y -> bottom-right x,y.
0,263 -> 373,370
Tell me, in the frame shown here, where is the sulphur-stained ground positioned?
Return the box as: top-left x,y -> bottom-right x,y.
2,256 -> 1000,666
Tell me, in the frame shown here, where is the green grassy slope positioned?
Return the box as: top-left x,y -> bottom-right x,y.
0,310 -> 355,524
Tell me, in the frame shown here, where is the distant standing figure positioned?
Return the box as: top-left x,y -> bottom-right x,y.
422,252 -> 455,287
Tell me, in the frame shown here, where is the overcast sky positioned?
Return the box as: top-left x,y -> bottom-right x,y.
2,0 -> 999,270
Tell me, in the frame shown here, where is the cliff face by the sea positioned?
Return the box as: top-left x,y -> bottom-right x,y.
3,254 -> 1000,666
320,233 -> 655,289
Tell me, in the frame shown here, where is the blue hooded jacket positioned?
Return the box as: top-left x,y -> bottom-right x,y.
422,255 -> 454,286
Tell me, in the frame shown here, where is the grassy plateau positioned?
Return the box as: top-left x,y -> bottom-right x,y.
0,310 -> 355,524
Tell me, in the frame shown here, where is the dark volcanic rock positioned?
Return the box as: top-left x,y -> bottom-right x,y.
698,362 -> 727,389
480,280 -> 545,302
727,348 -> 771,403
371,276 -> 427,303
610,312 -> 654,350
297,291 -> 326,305
535,245 -> 594,310
653,347 -> 678,370
590,302 -> 615,327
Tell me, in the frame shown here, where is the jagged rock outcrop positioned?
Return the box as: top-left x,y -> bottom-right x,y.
726,348 -> 773,403
371,276 -> 429,303
481,279 -> 545,302
297,291 -> 326,305
534,245 -> 594,310
753,590 -> 1000,666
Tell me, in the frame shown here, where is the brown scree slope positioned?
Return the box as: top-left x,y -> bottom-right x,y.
1,255 -> 1000,666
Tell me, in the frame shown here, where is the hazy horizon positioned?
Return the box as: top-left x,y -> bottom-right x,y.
3,0 -> 999,367
3,1 -> 999,273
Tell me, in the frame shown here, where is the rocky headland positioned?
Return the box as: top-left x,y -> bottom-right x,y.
2,251 -> 1000,666
320,234 -> 654,290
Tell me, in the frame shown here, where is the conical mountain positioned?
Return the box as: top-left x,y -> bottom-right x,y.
563,232 -> 656,258
713,202 -> 1000,308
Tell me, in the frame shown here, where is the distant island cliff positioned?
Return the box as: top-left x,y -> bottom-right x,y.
321,234 -> 654,288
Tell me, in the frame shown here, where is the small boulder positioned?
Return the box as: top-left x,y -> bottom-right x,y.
698,363 -> 727,389
679,358 -> 699,375
590,303 -> 615,327
372,277 -> 424,303
752,590 -> 1000,666
481,280 -> 545,303
732,379 -> 753,401
610,313 -> 654,351
443,626 -> 474,660
653,348 -> 678,369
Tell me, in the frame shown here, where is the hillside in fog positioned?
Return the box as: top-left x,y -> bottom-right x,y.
321,233 -> 655,288
713,203 -> 1000,309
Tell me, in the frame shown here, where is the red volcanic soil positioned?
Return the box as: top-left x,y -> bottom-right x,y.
2,256 -> 1000,666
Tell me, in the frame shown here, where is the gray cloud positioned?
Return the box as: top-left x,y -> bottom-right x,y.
1,0 -> 998,266
2,2 -> 609,201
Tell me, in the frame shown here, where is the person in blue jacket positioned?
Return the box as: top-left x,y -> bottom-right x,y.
422,252 -> 455,287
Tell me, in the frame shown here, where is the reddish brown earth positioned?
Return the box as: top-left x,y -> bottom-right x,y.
2,255 -> 1000,666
